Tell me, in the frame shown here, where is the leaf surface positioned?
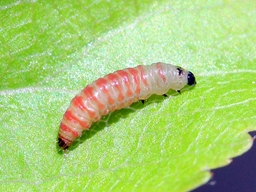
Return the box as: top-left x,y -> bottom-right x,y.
0,0 -> 255,191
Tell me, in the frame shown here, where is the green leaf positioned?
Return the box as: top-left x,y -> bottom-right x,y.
0,0 -> 255,191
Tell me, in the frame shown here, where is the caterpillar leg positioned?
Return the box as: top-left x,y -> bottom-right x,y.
141,94 -> 167,104
177,90 -> 181,94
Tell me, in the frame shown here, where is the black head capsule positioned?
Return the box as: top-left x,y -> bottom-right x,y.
187,71 -> 196,86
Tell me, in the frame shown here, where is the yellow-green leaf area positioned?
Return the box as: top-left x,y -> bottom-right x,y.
0,0 -> 255,191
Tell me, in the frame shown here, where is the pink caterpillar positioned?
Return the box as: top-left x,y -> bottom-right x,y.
58,62 -> 196,150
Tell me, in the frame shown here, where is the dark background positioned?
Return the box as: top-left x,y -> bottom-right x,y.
193,131 -> 256,192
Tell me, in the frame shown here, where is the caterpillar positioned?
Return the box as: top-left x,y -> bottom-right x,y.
58,62 -> 196,150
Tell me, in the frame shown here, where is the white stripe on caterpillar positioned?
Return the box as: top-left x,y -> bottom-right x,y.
58,62 -> 196,150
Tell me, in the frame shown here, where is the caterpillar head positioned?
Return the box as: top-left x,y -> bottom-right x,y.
175,66 -> 196,88
187,71 -> 196,86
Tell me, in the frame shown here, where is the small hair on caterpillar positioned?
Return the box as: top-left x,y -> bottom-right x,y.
58,62 -> 196,151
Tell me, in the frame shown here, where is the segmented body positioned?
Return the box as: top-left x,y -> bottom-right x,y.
58,62 -> 196,150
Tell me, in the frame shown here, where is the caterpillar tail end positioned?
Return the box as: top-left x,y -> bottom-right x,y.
58,136 -> 72,151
